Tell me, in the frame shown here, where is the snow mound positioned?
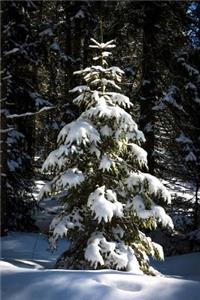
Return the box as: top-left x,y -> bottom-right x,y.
1,264 -> 200,300
0,232 -> 69,267
1,232 -> 200,300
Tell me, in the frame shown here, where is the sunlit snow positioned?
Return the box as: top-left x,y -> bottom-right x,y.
1,232 -> 200,300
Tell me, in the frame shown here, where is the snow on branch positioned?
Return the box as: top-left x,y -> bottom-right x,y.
125,172 -> 171,203
89,38 -> 116,50
57,119 -> 101,146
87,186 -> 123,223
0,127 -> 14,133
85,232 -> 142,272
7,106 -> 55,119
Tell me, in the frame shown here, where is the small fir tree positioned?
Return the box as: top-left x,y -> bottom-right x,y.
40,39 -> 173,274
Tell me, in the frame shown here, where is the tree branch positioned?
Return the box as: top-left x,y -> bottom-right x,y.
7,106 -> 55,119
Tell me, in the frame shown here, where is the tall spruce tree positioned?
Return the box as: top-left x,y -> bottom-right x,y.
1,1 -> 39,232
161,47 -> 200,231
40,39 -> 173,274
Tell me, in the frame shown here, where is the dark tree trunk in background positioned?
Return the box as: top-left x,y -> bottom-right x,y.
0,113 -> 8,236
139,3 -> 161,175
193,182 -> 199,230
64,2 -> 73,91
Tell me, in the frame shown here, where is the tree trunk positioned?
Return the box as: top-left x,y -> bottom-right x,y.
0,111 -> 8,236
139,3 -> 160,175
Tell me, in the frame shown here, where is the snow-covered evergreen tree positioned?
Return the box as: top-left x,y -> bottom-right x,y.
1,1 -> 39,232
158,47 -> 200,232
40,39 -> 173,274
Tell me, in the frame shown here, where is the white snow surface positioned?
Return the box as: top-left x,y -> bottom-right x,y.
1,232 -> 200,300
89,39 -> 116,50
84,101 -> 135,127
85,233 -> 142,272
0,232 -> 69,268
100,125 -> 113,137
128,143 -> 148,166
69,85 -> 90,93
42,148 -> 67,172
130,195 -> 173,229
106,92 -> 132,108
57,168 -> 85,189
87,186 -> 123,223
57,119 -> 100,146
99,154 -> 114,171
125,172 -> 171,203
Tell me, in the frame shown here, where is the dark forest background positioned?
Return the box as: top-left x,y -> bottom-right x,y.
1,0 -> 200,253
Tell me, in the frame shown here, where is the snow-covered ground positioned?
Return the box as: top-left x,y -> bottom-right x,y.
33,180 -> 63,233
1,232 -> 200,300
1,232 -> 69,268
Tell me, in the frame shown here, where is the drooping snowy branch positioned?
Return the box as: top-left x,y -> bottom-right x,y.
7,106 -> 55,119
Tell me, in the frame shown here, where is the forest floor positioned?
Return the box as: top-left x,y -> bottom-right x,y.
1,232 -> 200,300
1,178 -> 199,299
